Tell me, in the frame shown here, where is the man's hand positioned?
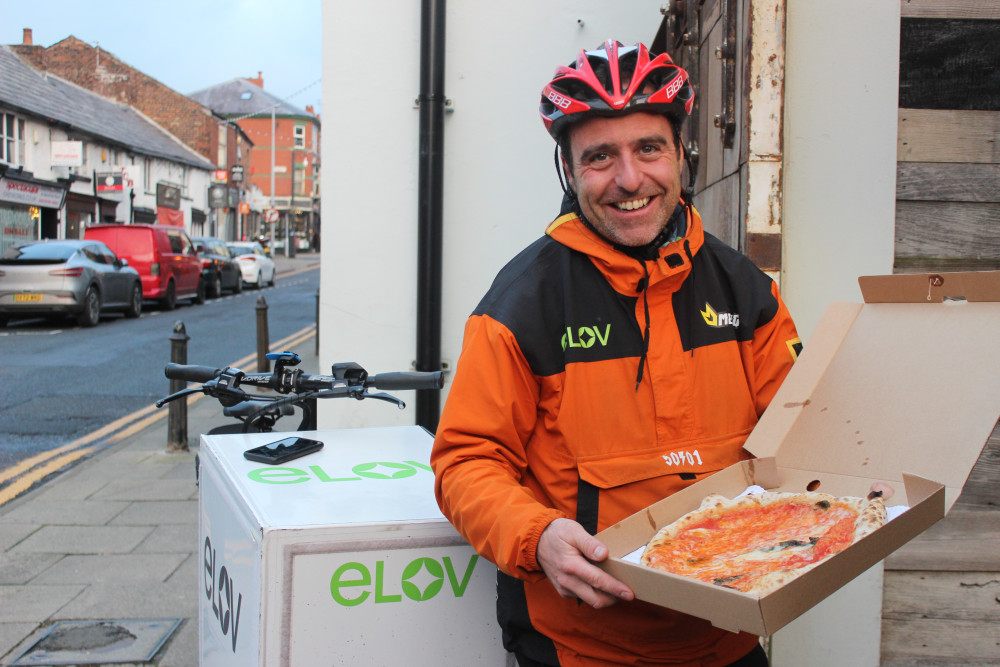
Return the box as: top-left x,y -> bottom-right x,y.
536,518 -> 635,609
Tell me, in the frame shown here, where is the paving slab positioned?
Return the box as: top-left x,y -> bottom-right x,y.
0,499 -> 129,526
90,479 -> 198,503
31,553 -> 188,586
111,501 -> 198,527
0,552 -> 61,585
0,623 -> 40,663
134,523 -> 198,555
0,523 -> 38,550
10,526 -> 154,555
0,585 -> 85,623
55,579 -> 197,622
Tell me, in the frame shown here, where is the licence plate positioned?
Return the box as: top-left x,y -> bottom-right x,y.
14,293 -> 43,302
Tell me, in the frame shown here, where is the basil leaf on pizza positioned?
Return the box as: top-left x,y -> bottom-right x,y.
640,491 -> 887,596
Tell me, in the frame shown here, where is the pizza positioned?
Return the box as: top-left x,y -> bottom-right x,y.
639,491 -> 887,596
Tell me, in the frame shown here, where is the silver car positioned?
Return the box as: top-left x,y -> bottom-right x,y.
0,239 -> 143,327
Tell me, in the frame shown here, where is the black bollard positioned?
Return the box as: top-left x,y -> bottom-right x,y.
256,296 -> 270,373
167,321 -> 190,452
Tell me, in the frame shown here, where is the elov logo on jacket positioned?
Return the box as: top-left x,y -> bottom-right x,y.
561,324 -> 611,350
700,302 -> 740,329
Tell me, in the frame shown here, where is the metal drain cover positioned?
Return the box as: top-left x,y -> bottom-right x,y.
11,618 -> 182,665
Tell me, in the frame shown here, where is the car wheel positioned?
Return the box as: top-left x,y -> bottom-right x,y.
254,271 -> 262,288
194,278 -> 207,305
77,286 -> 101,327
124,282 -> 142,318
233,273 -> 243,294
161,280 -> 177,310
209,273 -> 222,299
268,269 -> 276,287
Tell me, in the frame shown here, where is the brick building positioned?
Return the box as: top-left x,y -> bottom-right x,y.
190,74 -> 320,252
10,29 -> 254,240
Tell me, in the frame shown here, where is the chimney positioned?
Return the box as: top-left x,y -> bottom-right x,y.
306,105 -> 314,115
247,71 -> 264,88
22,28 -> 33,46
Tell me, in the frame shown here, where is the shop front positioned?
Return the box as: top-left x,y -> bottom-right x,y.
0,167 -> 67,253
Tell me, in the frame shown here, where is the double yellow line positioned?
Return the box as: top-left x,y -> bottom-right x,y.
0,325 -> 317,508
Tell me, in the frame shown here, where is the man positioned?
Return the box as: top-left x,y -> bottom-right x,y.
431,41 -> 800,666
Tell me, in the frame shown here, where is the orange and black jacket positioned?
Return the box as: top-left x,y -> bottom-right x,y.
432,205 -> 800,666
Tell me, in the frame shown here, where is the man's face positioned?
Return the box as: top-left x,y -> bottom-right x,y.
563,112 -> 684,247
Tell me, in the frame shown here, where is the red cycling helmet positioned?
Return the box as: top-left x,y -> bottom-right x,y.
540,40 -> 695,140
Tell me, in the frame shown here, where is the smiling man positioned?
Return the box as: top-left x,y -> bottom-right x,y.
432,41 -> 801,666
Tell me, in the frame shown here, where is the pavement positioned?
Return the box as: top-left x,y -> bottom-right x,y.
0,251 -> 320,667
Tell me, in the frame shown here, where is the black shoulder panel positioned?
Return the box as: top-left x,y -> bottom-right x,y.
672,234 -> 780,352
473,237 -> 643,377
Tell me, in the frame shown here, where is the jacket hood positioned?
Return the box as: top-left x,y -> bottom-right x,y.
544,202 -> 706,295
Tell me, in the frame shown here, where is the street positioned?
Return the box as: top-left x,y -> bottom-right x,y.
0,265 -> 319,471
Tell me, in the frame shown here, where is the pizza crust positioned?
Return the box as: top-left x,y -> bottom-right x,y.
640,491 -> 887,596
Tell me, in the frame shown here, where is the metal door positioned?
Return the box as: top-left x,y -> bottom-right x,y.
654,0 -> 785,276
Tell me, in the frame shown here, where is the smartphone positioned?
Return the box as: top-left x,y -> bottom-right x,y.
243,436 -> 324,465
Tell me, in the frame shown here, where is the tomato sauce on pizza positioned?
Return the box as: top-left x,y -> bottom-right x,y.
640,491 -> 887,596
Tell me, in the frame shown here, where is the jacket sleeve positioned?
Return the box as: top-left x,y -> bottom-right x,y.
431,313 -> 565,581
749,281 -> 801,416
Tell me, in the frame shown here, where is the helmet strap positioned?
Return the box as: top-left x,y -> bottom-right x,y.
554,144 -> 575,199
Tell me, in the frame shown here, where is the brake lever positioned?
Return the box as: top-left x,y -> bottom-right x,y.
358,391 -> 406,409
155,387 -> 203,408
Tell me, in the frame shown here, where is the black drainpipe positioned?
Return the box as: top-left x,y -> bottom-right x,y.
416,0 -> 446,432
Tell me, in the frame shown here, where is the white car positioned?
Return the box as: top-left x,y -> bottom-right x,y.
226,242 -> 276,288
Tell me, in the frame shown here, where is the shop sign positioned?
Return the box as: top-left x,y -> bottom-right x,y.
208,184 -> 228,209
0,176 -> 67,208
96,171 -> 124,192
51,141 -> 83,167
230,165 -> 244,183
239,202 -> 250,215
156,182 -> 181,209
213,169 -> 228,183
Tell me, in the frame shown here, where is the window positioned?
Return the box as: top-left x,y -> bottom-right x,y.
294,124 -> 305,148
1,113 -> 25,166
143,158 -> 152,192
167,230 -> 185,254
294,165 -> 307,195
218,125 -> 227,167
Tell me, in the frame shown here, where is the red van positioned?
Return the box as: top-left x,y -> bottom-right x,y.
83,224 -> 205,310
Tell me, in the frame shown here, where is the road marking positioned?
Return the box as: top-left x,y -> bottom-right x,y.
0,447 -> 96,506
0,325 -> 317,507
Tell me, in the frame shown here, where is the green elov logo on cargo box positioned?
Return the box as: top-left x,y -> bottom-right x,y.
330,555 -> 480,606
247,460 -> 432,484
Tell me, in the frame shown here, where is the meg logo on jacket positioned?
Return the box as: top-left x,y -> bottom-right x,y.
701,302 -> 740,329
562,323 -> 611,350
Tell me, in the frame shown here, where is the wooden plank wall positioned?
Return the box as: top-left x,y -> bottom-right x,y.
893,4 -> 1000,273
882,3 -> 1000,665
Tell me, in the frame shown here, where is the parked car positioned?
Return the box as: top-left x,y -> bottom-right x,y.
192,237 -> 242,298
84,224 -> 205,310
226,242 -> 276,288
0,239 -> 143,327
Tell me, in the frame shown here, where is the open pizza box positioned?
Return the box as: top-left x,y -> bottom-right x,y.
596,271 -> 1000,636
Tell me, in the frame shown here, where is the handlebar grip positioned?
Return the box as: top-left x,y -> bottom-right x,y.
164,363 -> 222,383
370,371 -> 444,390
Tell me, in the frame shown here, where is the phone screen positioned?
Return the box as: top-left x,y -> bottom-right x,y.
243,436 -> 324,465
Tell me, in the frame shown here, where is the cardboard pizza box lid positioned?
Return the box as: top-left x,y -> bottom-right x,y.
744,271 -> 1000,511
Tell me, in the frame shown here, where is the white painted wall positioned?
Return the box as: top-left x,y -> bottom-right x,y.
319,1 -> 671,428
780,0 -> 900,341
772,3 -> 901,666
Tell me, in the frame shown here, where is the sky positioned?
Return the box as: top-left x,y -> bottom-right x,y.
0,0 -> 323,115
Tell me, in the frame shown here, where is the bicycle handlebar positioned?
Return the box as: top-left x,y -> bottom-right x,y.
164,363 -> 222,383
163,362 -> 443,393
